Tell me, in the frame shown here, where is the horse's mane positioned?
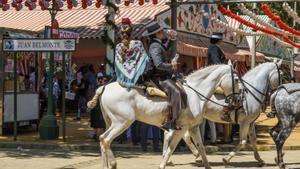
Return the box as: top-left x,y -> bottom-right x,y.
243,62 -> 274,80
186,64 -> 226,82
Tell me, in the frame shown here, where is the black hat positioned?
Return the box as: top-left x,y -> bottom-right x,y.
211,32 -> 223,40
142,21 -> 164,37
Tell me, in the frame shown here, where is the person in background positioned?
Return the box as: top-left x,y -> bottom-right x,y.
29,67 -> 36,91
202,32 -> 230,144
140,122 -> 160,152
53,73 -> 61,114
90,76 -> 106,141
97,64 -> 106,78
74,66 -> 87,121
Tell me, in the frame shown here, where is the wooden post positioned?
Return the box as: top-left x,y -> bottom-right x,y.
62,52 -> 66,142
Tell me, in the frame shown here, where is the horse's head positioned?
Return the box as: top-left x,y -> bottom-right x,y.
269,59 -> 283,90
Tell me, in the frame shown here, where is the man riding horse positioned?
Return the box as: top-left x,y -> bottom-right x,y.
142,21 -> 187,130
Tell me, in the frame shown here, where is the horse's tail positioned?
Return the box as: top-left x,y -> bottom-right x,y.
87,85 -> 105,111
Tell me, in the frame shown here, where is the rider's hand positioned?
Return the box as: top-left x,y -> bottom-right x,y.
172,62 -> 178,70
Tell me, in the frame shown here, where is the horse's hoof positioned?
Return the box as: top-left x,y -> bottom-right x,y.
205,166 -> 212,169
111,163 -> 117,169
275,157 -> 279,164
166,161 -> 174,166
195,158 -> 203,165
258,160 -> 266,167
222,158 -> 230,165
279,163 -> 286,169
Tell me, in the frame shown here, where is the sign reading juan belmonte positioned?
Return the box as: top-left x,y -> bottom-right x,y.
2,39 -> 76,52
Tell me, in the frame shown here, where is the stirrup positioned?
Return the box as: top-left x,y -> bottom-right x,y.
266,111 -> 276,118
220,113 -> 232,122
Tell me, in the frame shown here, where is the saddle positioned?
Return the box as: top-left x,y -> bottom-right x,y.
279,83 -> 300,94
145,81 -> 185,98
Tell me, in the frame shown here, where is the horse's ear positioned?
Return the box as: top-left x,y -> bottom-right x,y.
227,59 -> 233,66
277,59 -> 283,67
273,58 -> 278,63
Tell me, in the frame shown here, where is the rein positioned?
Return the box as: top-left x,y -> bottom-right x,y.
183,67 -> 238,108
238,63 -> 281,106
183,83 -> 228,107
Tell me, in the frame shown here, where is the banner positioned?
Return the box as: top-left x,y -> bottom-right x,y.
3,39 -> 76,52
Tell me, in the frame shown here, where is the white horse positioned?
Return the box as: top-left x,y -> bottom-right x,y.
87,64 -> 238,169
168,61 -> 283,167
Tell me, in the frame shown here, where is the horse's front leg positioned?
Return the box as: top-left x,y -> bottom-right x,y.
182,127 -> 201,163
189,126 -> 211,169
249,123 -> 265,167
159,130 -> 185,169
223,121 -> 250,164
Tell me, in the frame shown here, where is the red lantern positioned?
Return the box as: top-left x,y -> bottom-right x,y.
67,4 -> 72,9
11,2 -> 17,7
1,0 -> 8,4
82,3 -> 87,9
124,0 -> 129,6
273,15 -> 280,21
138,0 -> 144,5
95,2 -> 101,8
152,0 -> 158,5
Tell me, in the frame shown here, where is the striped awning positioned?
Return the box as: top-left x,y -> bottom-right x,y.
225,15 -> 271,32
0,0 -> 169,38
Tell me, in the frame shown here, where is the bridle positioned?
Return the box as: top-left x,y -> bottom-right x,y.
238,63 -> 282,105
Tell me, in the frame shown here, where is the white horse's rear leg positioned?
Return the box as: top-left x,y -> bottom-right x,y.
159,130 -> 185,169
189,126 -> 211,169
100,121 -> 133,169
223,122 -> 250,164
249,123 -> 265,167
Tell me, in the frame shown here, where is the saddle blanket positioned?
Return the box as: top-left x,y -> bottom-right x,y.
279,83 -> 300,94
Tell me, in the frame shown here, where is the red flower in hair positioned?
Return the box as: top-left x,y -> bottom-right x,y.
122,18 -> 132,25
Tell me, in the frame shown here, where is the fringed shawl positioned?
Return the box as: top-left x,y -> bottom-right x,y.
115,40 -> 149,90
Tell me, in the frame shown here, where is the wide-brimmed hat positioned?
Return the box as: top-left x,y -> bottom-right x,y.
142,21 -> 164,37
211,32 -> 223,40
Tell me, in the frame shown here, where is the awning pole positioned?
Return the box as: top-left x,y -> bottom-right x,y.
13,52 -> 17,141
62,52 -> 66,142
251,3 -> 257,69
106,0 -> 116,76
291,1 -> 297,81
171,0 -> 177,58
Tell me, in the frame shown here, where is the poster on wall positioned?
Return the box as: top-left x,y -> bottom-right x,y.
4,59 -> 14,72
156,4 -> 236,44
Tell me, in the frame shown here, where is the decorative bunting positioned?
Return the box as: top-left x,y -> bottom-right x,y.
261,3 -> 300,37
211,16 -> 293,48
237,3 -> 299,39
283,2 -> 300,24
219,5 -> 300,48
